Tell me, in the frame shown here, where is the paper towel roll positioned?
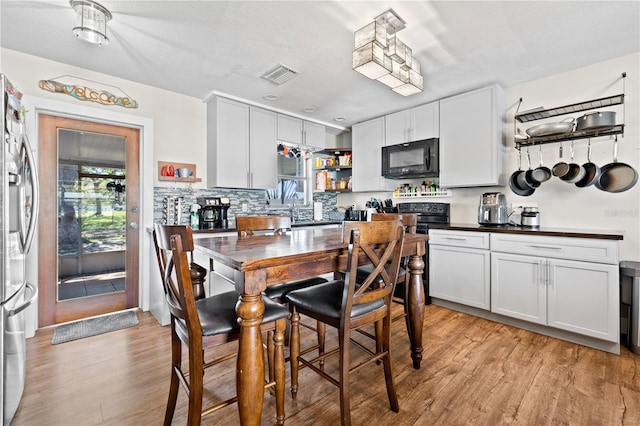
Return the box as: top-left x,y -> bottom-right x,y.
313,202 -> 323,221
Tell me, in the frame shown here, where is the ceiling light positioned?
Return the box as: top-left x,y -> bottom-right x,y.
302,106 -> 316,113
333,117 -> 346,122
263,94 -> 279,101
352,8 -> 423,96
70,0 -> 111,46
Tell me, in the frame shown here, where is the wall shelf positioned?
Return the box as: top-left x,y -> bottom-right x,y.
393,190 -> 452,199
157,161 -> 202,183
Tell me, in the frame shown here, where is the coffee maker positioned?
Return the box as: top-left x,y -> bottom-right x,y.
477,192 -> 509,226
197,197 -> 230,229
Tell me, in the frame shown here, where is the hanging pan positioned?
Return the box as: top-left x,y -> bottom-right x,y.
595,137 -> 638,193
559,141 -> 585,183
524,148 -> 541,188
509,149 -> 535,196
552,143 -> 570,178
531,145 -> 552,184
575,139 -> 600,188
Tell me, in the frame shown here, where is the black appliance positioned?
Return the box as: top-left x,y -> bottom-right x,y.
397,202 -> 450,304
382,138 -> 439,179
197,197 -> 230,229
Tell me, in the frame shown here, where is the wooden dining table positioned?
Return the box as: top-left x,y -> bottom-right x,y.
194,226 -> 427,425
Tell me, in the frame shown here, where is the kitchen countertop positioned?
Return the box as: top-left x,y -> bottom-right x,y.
192,220 -> 342,234
429,223 -> 624,240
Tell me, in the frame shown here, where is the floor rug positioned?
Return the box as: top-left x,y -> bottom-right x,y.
51,310 -> 139,345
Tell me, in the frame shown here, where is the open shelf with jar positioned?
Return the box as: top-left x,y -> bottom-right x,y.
158,161 -> 202,183
313,148 -> 352,192
392,181 -> 451,199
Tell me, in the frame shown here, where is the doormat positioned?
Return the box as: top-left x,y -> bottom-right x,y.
51,310 -> 139,345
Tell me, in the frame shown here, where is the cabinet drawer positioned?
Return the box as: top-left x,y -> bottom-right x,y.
429,230 -> 489,249
490,234 -> 618,265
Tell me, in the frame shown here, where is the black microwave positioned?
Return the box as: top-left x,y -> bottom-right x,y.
382,138 -> 439,179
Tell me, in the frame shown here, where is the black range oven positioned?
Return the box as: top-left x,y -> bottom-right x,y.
397,202 -> 450,304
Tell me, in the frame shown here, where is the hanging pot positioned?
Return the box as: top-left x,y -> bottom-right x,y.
595,137 -> 638,193
575,139 -> 601,188
552,143 -> 570,178
509,149 -> 535,196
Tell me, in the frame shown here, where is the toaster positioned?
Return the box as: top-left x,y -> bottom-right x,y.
478,192 -> 509,225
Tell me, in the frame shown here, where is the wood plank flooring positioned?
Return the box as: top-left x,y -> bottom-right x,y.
12,304 -> 640,425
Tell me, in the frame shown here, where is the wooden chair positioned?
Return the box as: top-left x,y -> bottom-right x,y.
285,220 -> 405,426
236,215 -> 329,300
153,223 -> 288,426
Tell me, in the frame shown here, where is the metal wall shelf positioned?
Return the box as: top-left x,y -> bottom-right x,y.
514,73 -> 626,149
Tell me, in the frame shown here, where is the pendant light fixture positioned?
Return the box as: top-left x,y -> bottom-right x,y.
70,0 -> 112,46
352,9 -> 423,96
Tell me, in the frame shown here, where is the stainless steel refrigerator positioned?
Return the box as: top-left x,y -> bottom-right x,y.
1,74 -> 39,425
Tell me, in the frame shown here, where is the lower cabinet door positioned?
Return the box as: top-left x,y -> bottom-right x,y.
429,245 -> 490,310
491,252 -> 546,325
547,259 -> 619,342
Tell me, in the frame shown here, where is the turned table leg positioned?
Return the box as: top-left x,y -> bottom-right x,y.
406,253 -> 425,369
236,292 -> 265,425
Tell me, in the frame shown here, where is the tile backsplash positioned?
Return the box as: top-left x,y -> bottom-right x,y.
154,187 -> 338,227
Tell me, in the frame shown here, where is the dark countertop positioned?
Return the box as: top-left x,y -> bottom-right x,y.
192,220 -> 342,234
429,223 -> 624,240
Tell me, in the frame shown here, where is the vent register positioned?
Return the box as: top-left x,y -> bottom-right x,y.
261,64 -> 300,85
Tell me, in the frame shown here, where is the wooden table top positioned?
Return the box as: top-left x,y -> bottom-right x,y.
194,227 -> 428,279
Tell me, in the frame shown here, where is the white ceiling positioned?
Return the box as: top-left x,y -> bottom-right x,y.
1,1 -> 639,131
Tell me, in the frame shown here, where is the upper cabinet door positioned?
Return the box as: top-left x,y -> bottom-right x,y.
249,107 -> 277,189
303,121 -> 326,149
352,116 -> 392,192
277,114 -> 303,145
439,85 -> 504,188
385,101 -> 439,145
411,101 -> 439,141
207,97 -> 250,188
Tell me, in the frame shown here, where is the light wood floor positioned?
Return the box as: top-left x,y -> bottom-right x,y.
13,304 -> 640,425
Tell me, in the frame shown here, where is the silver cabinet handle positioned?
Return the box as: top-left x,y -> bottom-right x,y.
443,237 -> 467,241
527,244 -> 562,250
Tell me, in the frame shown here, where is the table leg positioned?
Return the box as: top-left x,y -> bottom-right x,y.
406,253 -> 425,369
236,292 -> 265,425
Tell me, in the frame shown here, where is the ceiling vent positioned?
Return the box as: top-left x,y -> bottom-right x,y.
261,64 -> 300,85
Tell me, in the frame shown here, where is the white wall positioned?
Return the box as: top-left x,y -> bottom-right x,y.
1,48 -> 207,188
339,53 -> 640,260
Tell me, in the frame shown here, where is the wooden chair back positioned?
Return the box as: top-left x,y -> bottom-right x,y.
236,215 -> 291,236
371,212 -> 418,234
341,221 -> 405,314
153,223 -> 197,322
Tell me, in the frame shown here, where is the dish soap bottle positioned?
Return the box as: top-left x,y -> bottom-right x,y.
190,204 -> 200,230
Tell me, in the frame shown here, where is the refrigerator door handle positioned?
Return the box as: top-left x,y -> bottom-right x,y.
7,282 -> 38,317
20,133 -> 39,254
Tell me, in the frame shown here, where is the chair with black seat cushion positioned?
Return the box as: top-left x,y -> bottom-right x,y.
285,220 -> 405,426
153,223 -> 288,426
235,216 -> 329,302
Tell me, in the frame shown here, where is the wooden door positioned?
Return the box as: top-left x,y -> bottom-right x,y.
38,115 -> 140,326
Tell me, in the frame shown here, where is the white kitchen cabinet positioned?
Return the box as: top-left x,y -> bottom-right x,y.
490,234 -> 619,343
385,101 -> 439,145
277,114 -> 325,149
351,116 -> 394,192
428,230 -> 491,310
207,97 -> 277,189
249,107 -> 278,189
439,84 -> 504,188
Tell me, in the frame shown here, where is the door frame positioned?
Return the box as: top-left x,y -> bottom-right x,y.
38,115 -> 140,325
22,96 -> 154,331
